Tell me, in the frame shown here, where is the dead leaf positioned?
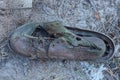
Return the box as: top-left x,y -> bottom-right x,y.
94,10 -> 100,20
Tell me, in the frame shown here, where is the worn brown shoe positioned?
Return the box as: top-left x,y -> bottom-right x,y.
9,22 -> 115,61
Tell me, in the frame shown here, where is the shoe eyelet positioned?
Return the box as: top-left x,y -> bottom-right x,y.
76,37 -> 81,41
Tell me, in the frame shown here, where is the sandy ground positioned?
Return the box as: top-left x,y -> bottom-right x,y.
0,0 -> 120,80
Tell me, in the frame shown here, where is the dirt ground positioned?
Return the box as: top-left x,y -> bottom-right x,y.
0,0 -> 120,80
